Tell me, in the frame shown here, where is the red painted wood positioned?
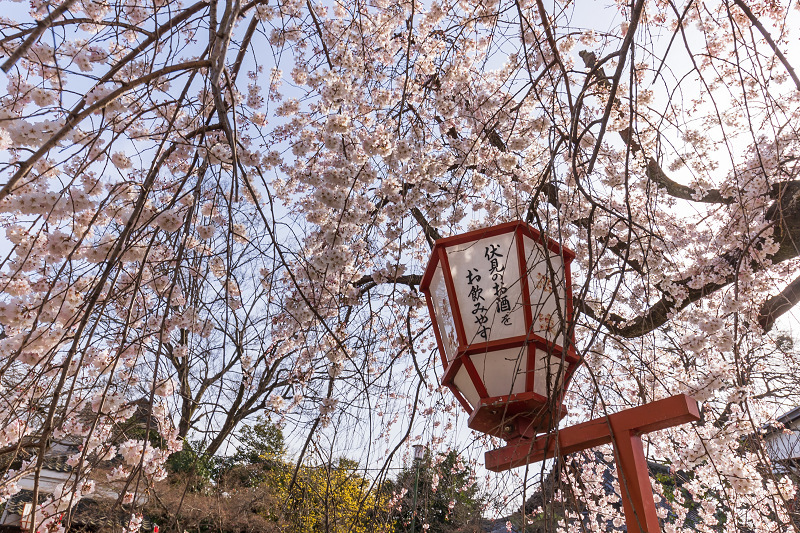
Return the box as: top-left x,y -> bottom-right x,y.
485,394 -> 699,469
526,344 -> 537,391
463,355 -> 490,398
563,245 -> 576,360
448,384 -> 473,414
420,221 -> 577,294
420,222 -> 578,351
516,226 -> 535,337
484,395 -> 700,533
441,357 -> 462,387
516,227 -> 536,391
467,391 -> 557,438
517,221 -> 577,260
461,334 -> 527,355
457,332 -> 568,359
613,429 -> 661,533
427,220 -> 520,248
479,390 -> 545,407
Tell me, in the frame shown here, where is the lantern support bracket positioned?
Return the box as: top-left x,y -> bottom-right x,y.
484,394 -> 700,533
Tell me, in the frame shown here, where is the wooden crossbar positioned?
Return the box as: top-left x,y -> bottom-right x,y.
484,394 -> 700,533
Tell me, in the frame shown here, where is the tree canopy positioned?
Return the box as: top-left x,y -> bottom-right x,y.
387,450 -> 483,533
1,0 -> 800,531
153,419 -> 390,533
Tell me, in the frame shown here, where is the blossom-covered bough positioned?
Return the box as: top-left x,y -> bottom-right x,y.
1,0 -> 799,531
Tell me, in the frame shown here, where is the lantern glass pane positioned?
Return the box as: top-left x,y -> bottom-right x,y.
469,347 -> 527,398
446,231 -> 526,345
429,264 -> 458,362
533,347 -> 566,398
523,236 -> 568,345
453,364 -> 480,409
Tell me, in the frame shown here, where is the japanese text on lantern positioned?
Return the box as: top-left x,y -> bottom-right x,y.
466,267 -> 489,340
486,244 -> 512,327
532,269 -> 557,337
464,243 -> 513,341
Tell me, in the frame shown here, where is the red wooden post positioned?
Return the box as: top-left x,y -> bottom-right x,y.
484,394 -> 700,533
612,428 -> 661,533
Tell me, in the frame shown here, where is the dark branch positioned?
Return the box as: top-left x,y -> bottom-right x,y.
600,202 -> 800,337
733,0 -> 800,93
411,207 -> 441,246
759,274 -> 800,332
645,157 -> 733,204
579,51 -> 732,205
353,274 -> 422,289
306,0 -> 333,70
1,0 -> 79,73
608,272 -> 735,338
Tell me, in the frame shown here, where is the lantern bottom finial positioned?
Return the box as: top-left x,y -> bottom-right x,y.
468,392 -> 567,440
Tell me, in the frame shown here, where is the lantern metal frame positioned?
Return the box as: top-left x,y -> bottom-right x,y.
420,221 -> 579,439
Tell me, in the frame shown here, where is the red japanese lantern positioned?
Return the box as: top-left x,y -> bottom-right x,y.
420,221 -> 578,440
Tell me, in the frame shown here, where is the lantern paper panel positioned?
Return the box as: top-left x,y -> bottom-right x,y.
532,346 -> 567,399
523,234 -> 570,345
428,263 -> 459,363
447,344 -> 572,412
446,231 -> 527,345
469,347 -> 528,398
452,363 -> 480,409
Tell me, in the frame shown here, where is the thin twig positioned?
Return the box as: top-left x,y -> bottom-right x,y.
733,0 -> 800,92
1,0 -> 79,73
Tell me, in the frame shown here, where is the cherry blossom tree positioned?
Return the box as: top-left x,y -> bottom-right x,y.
1,0 -> 800,531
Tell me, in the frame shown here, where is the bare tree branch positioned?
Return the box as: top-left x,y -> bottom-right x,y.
733,0 -> 800,93
645,157 -> 733,204
759,274 -> 800,332
0,59 -> 212,203
411,207 -> 441,246
1,0 -> 79,73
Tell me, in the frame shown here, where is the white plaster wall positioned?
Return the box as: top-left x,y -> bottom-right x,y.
765,429 -> 800,463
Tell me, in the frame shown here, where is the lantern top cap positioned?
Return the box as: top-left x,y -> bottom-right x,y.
419,220 -> 575,294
